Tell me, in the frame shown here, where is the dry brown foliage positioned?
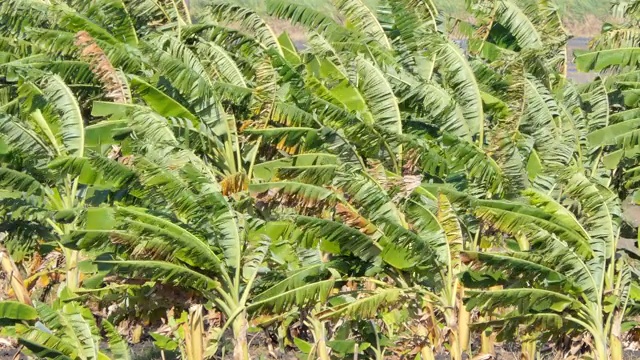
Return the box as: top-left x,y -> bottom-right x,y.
74,31 -> 131,104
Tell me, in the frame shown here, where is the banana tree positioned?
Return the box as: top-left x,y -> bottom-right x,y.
575,0 -> 640,74
245,3 -> 583,358
463,170 -> 631,359
63,143 -> 339,360
0,300 -> 131,360
0,71 -> 104,290
0,0 -> 161,292
0,0 -> 289,280
247,157 -> 474,359
264,0 -> 585,199
572,0 -> 640,186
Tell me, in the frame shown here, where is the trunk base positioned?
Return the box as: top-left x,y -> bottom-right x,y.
232,314 -> 249,360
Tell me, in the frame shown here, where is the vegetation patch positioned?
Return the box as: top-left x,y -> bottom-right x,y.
0,0 -> 639,359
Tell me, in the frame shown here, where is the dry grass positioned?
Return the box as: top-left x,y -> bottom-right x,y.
564,15 -> 603,37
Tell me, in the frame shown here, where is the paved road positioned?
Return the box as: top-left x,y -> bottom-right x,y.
567,37 -> 596,82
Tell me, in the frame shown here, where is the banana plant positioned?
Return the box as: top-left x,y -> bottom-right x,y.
462,170 -> 632,360
242,3 -> 588,358
0,0 -> 288,285
572,0 -> 640,179
0,72 -> 102,290
247,158 -> 473,359
63,144 -> 340,360
575,0 -> 640,74
0,0 -> 155,291
0,299 -> 131,360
